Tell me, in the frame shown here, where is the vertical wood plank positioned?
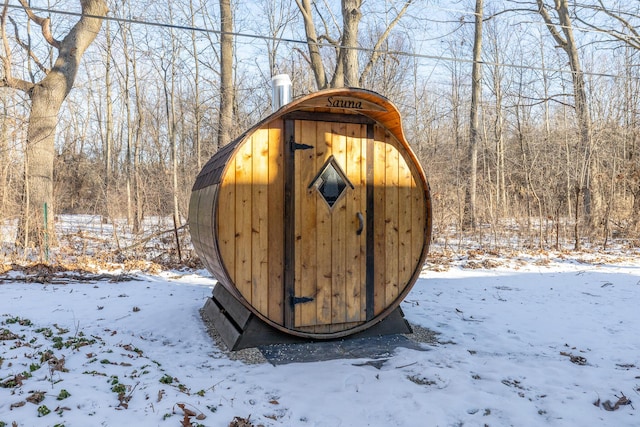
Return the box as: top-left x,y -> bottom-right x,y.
345,123 -> 364,322
331,122 -> 347,324
252,128 -> 270,316
218,157 -> 236,283
365,124 -> 375,320
372,125 -> 386,316
283,119 -> 295,328
315,121 -> 333,325
297,120 -> 319,327
267,121 -> 284,324
293,120 -> 303,327
235,136 -> 253,302
412,172 -> 426,277
385,131 -> 400,307
398,145 -> 413,291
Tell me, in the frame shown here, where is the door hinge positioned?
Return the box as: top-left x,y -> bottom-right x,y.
294,142 -> 314,151
290,135 -> 314,151
291,295 -> 314,306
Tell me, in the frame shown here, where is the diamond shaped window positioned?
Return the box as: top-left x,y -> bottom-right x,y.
309,156 -> 353,208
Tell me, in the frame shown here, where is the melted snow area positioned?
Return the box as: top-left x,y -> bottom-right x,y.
1,247 -> 640,426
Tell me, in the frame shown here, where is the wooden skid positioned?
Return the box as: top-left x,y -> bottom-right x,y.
203,283 -> 306,350
202,283 -> 412,351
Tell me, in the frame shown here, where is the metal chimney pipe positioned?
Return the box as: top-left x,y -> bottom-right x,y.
271,74 -> 292,112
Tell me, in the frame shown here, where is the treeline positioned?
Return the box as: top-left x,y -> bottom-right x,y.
1,0 -> 639,253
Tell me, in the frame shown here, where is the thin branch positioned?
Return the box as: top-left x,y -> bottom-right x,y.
359,0 -> 413,86
574,1 -> 640,51
17,0 -> 60,49
8,16 -> 49,73
0,0 -> 33,92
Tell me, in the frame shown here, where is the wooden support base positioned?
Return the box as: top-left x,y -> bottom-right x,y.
202,283 -> 413,351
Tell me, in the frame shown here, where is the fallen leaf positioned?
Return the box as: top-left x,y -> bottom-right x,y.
10,401 -> 26,410
26,391 -> 46,404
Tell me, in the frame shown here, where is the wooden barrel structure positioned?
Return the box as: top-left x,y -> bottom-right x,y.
190,88 -> 431,349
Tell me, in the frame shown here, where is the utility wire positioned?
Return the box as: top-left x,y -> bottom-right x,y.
3,2 -> 637,80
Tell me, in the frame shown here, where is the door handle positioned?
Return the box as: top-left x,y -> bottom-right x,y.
356,212 -> 364,235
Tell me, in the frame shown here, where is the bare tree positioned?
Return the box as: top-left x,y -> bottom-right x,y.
536,0 -> 597,248
218,0 -> 233,148
575,1 -> 640,232
295,0 -> 414,90
0,0 -> 108,248
188,0 -> 204,169
464,0 -> 483,230
257,0 -> 297,76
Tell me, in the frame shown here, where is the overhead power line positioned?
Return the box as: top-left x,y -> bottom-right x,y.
2,2 -> 634,80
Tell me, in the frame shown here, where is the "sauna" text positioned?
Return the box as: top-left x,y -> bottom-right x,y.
326,96 -> 362,109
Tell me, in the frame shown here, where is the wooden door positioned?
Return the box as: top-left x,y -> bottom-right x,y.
285,117 -> 371,332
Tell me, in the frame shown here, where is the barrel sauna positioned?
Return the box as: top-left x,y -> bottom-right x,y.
190,88 -> 431,349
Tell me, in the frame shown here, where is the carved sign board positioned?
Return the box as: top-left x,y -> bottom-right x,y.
299,96 -> 388,112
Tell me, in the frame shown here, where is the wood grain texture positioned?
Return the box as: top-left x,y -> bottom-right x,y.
251,129 -> 270,316
188,87 -> 431,340
297,120 -> 318,327
314,121 -> 333,326
235,136 -> 253,301
267,122 -> 285,324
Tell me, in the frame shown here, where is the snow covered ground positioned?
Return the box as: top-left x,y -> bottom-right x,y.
1,249 -> 639,426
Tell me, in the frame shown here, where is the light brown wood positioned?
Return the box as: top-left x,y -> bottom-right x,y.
235,135 -> 253,300
398,148 -> 413,288
252,130 -> 270,315
297,120 -> 318,327
267,122 -> 285,324
384,131 -> 400,307
331,122 -> 348,325
373,125 -> 387,316
219,158 -> 236,283
412,176 -> 425,274
190,87 -> 431,340
345,123 -> 365,322
315,121 -> 333,326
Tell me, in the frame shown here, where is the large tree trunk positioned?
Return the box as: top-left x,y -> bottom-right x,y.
218,0 -> 234,148
295,0 -> 327,89
9,0 -> 108,248
340,0 -> 362,88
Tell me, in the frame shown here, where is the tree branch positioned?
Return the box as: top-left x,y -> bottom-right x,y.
0,0 -> 34,92
574,1 -> 640,51
17,0 -> 61,49
8,16 -> 50,74
536,0 -> 567,47
359,0 -> 413,87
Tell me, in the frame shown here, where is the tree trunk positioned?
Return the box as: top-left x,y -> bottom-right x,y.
9,0 -> 108,248
464,0 -> 483,230
190,0 -> 203,169
295,0 -> 327,89
340,0 -> 362,87
104,19 -> 113,222
537,0 -> 598,242
218,0 -> 234,149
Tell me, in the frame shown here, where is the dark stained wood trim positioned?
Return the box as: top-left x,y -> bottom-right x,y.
283,119 -> 296,328
365,123 -> 375,320
283,111 -> 375,125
